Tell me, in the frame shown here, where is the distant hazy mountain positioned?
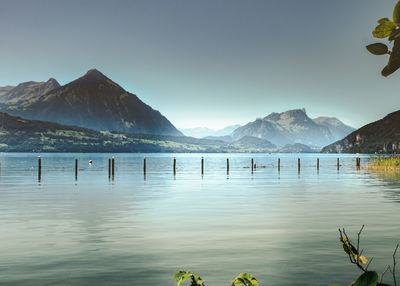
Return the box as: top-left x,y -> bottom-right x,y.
321,110 -> 400,154
313,116 -> 355,141
181,124 -> 241,138
202,135 -> 233,142
232,108 -> 354,147
234,136 -> 276,149
0,86 -> 15,98
279,143 -> 319,153
0,69 -> 182,136
0,111 -> 277,153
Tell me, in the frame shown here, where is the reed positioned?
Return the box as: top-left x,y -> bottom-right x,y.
368,156 -> 400,170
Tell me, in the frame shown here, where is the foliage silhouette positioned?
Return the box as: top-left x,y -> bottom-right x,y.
366,1 -> 400,76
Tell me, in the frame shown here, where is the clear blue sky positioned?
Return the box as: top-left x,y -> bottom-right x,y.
0,0 -> 398,129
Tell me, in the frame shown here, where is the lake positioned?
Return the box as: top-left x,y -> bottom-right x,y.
0,153 -> 400,286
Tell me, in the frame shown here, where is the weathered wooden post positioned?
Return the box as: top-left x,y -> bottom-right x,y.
201,157 -> 204,175
337,158 -> 340,170
75,159 -> 78,179
356,157 -> 361,168
112,156 -> 115,177
38,156 -> 42,181
251,158 -> 254,172
143,157 -> 146,175
108,158 -> 111,178
173,157 -> 176,175
298,158 -> 301,172
227,158 -> 229,174
278,158 -> 281,172
317,158 -> 320,171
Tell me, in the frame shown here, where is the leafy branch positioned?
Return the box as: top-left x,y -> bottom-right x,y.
173,271 -> 259,286
332,226 -> 399,286
366,1 -> 400,76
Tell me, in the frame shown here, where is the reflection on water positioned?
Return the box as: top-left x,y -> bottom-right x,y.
0,153 -> 399,286
365,169 -> 400,203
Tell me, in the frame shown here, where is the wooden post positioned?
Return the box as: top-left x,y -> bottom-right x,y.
111,156 -> 115,177
201,157 -> 204,175
108,158 -> 111,178
143,157 -> 146,174
337,158 -> 340,170
251,158 -> 254,172
227,158 -> 229,174
38,156 -> 41,181
278,158 -> 280,172
317,158 -> 320,171
298,158 -> 301,172
75,159 -> 78,179
173,157 -> 176,175
356,157 -> 361,168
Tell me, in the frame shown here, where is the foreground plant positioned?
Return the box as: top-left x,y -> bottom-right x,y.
173,271 -> 259,286
174,271 -> 205,286
174,226 -> 398,286
366,0 -> 400,76
330,225 -> 399,286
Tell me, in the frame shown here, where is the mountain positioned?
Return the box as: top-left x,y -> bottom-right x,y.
321,110 -> 400,154
0,86 -> 15,98
0,79 -> 60,106
202,135 -> 233,142
232,108 -> 354,147
234,136 -> 276,149
181,124 -> 241,138
313,117 -> 355,141
279,143 -> 319,153
0,112 -> 275,153
1,69 -> 182,136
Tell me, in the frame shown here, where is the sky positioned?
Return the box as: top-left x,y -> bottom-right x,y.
0,0 -> 399,129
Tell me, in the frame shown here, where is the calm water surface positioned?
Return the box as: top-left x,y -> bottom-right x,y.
0,153 -> 400,286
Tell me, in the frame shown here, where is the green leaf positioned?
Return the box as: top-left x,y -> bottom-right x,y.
231,273 -> 259,286
366,43 -> 389,55
389,28 -> 400,41
191,275 -> 205,286
174,271 -> 198,286
351,271 -> 379,286
176,273 -> 192,286
373,18 -> 397,38
382,38 -> 400,76
378,17 -> 391,24
174,271 -> 189,280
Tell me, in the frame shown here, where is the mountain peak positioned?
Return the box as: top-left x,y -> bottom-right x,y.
46,78 -> 60,87
80,69 -> 109,82
265,108 -> 308,121
283,108 -> 307,115
86,68 -> 102,75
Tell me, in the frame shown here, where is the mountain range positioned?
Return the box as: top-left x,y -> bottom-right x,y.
321,110 -> 400,154
0,111 -> 286,153
231,108 -> 355,147
0,69 -> 358,153
0,69 -> 182,136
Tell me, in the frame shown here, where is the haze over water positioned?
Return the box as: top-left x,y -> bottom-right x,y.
1,153 -> 400,286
